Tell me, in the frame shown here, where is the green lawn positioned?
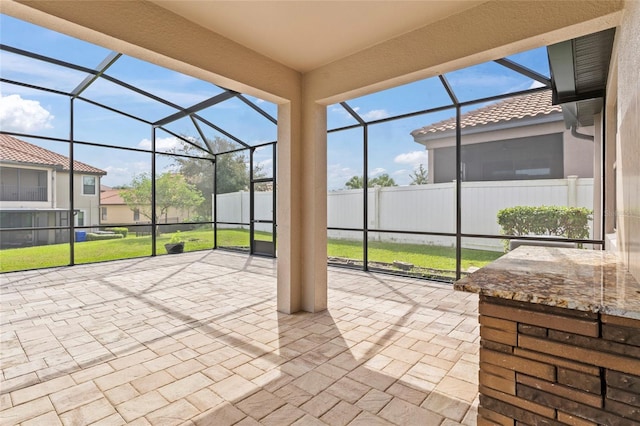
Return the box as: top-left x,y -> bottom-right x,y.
328,238 -> 502,275
0,228 -> 502,275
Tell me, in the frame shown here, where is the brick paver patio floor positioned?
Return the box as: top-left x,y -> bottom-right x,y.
1,250 -> 479,425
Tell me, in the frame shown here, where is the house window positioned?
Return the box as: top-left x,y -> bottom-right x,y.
101,207 -> 107,221
82,176 -> 96,195
76,211 -> 85,227
133,209 -> 140,222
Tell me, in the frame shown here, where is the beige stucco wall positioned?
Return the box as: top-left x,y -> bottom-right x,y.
100,204 -> 192,226
4,0 -> 631,309
55,172 -> 70,211
615,0 -> 640,279
71,173 -> 101,227
562,128 -> 595,179
100,204 -> 132,226
415,120 -> 595,183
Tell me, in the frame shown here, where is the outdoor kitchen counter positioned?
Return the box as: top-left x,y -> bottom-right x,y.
454,246 -> 640,425
454,245 -> 640,320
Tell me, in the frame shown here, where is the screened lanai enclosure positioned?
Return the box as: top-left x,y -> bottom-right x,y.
325,29 -> 613,281
1,14 -> 609,279
0,15 -> 277,271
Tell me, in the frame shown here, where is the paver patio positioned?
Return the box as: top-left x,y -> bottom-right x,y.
1,250 -> 479,425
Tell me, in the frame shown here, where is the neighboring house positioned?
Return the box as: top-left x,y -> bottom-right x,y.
411,91 -> 595,183
0,134 -> 106,248
99,186 -> 193,226
99,187 -> 135,225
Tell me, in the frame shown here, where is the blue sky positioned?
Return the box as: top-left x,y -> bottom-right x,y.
0,14 -> 549,190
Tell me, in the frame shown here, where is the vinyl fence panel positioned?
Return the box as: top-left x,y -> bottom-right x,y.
218,178 -> 594,251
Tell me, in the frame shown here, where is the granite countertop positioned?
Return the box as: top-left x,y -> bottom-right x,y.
454,246 -> 640,320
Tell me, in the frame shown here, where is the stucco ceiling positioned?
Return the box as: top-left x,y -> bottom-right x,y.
151,1 -> 486,72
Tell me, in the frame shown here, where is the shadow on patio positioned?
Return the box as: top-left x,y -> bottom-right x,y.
1,250 -> 479,425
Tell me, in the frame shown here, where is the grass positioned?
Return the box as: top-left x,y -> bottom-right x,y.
328,238 -> 502,273
0,228 -> 502,274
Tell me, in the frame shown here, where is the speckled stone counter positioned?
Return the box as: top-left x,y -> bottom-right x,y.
454,247 -> 640,426
455,246 -> 640,320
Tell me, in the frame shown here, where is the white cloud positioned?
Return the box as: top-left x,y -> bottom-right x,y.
327,163 -> 358,190
257,158 -> 274,176
449,73 -> 520,89
330,105 -> 357,121
0,94 -> 54,132
102,162 -> 149,186
369,167 -> 386,177
529,80 -> 547,89
360,109 -> 390,121
1,55 -> 81,93
394,150 -> 428,167
137,136 -> 180,150
330,106 -> 389,122
393,169 -> 409,176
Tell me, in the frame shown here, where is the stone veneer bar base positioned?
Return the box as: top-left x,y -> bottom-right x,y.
477,295 -> 640,426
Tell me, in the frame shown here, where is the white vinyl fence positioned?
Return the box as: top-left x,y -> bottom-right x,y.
216,191 -> 274,234
217,177 -> 594,252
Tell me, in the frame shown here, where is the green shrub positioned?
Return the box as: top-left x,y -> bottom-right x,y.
185,215 -> 211,223
169,231 -> 183,244
105,227 -> 128,237
86,233 -> 124,241
497,205 -> 592,249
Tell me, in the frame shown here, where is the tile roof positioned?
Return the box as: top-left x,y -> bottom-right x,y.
411,90 -> 562,138
100,188 -> 125,205
0,134 -> 106,175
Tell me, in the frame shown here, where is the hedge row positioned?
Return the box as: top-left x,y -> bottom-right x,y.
105,227 -> 128,237
86,233 -> 124,241
497,205 -> 592,240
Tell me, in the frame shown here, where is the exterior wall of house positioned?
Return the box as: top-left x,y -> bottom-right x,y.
53,172 -> 100,227
100,204 -> 193,226
615,0 -> 640,279
54,171 -> 70,210
99,204 -> 134,225
563,127 -> 595,178
1,169 -> 102,246
422,121 -> 596,184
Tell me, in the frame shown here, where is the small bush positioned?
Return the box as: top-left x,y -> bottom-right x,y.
169,231 -> 183,244
497,205 -> 592,250
86,233 -> 124,241
105,227 -> 128,237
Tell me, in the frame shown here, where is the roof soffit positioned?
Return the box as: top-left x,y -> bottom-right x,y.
3,0 -> 625,104
150,1 -> 487,73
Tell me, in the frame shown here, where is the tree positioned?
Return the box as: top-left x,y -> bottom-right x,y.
371,173 -> 397,187
120,172 -> 204,231
409,164 -> 429,185
171,136 -> 267,219
344,176 -> 364,189
344,174 -> 397,189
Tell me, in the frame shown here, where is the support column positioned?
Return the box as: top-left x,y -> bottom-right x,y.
300,98 -> 328,312
276,93 -> 328,314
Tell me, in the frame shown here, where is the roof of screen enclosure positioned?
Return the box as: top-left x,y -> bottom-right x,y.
0,18 -> 614,151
